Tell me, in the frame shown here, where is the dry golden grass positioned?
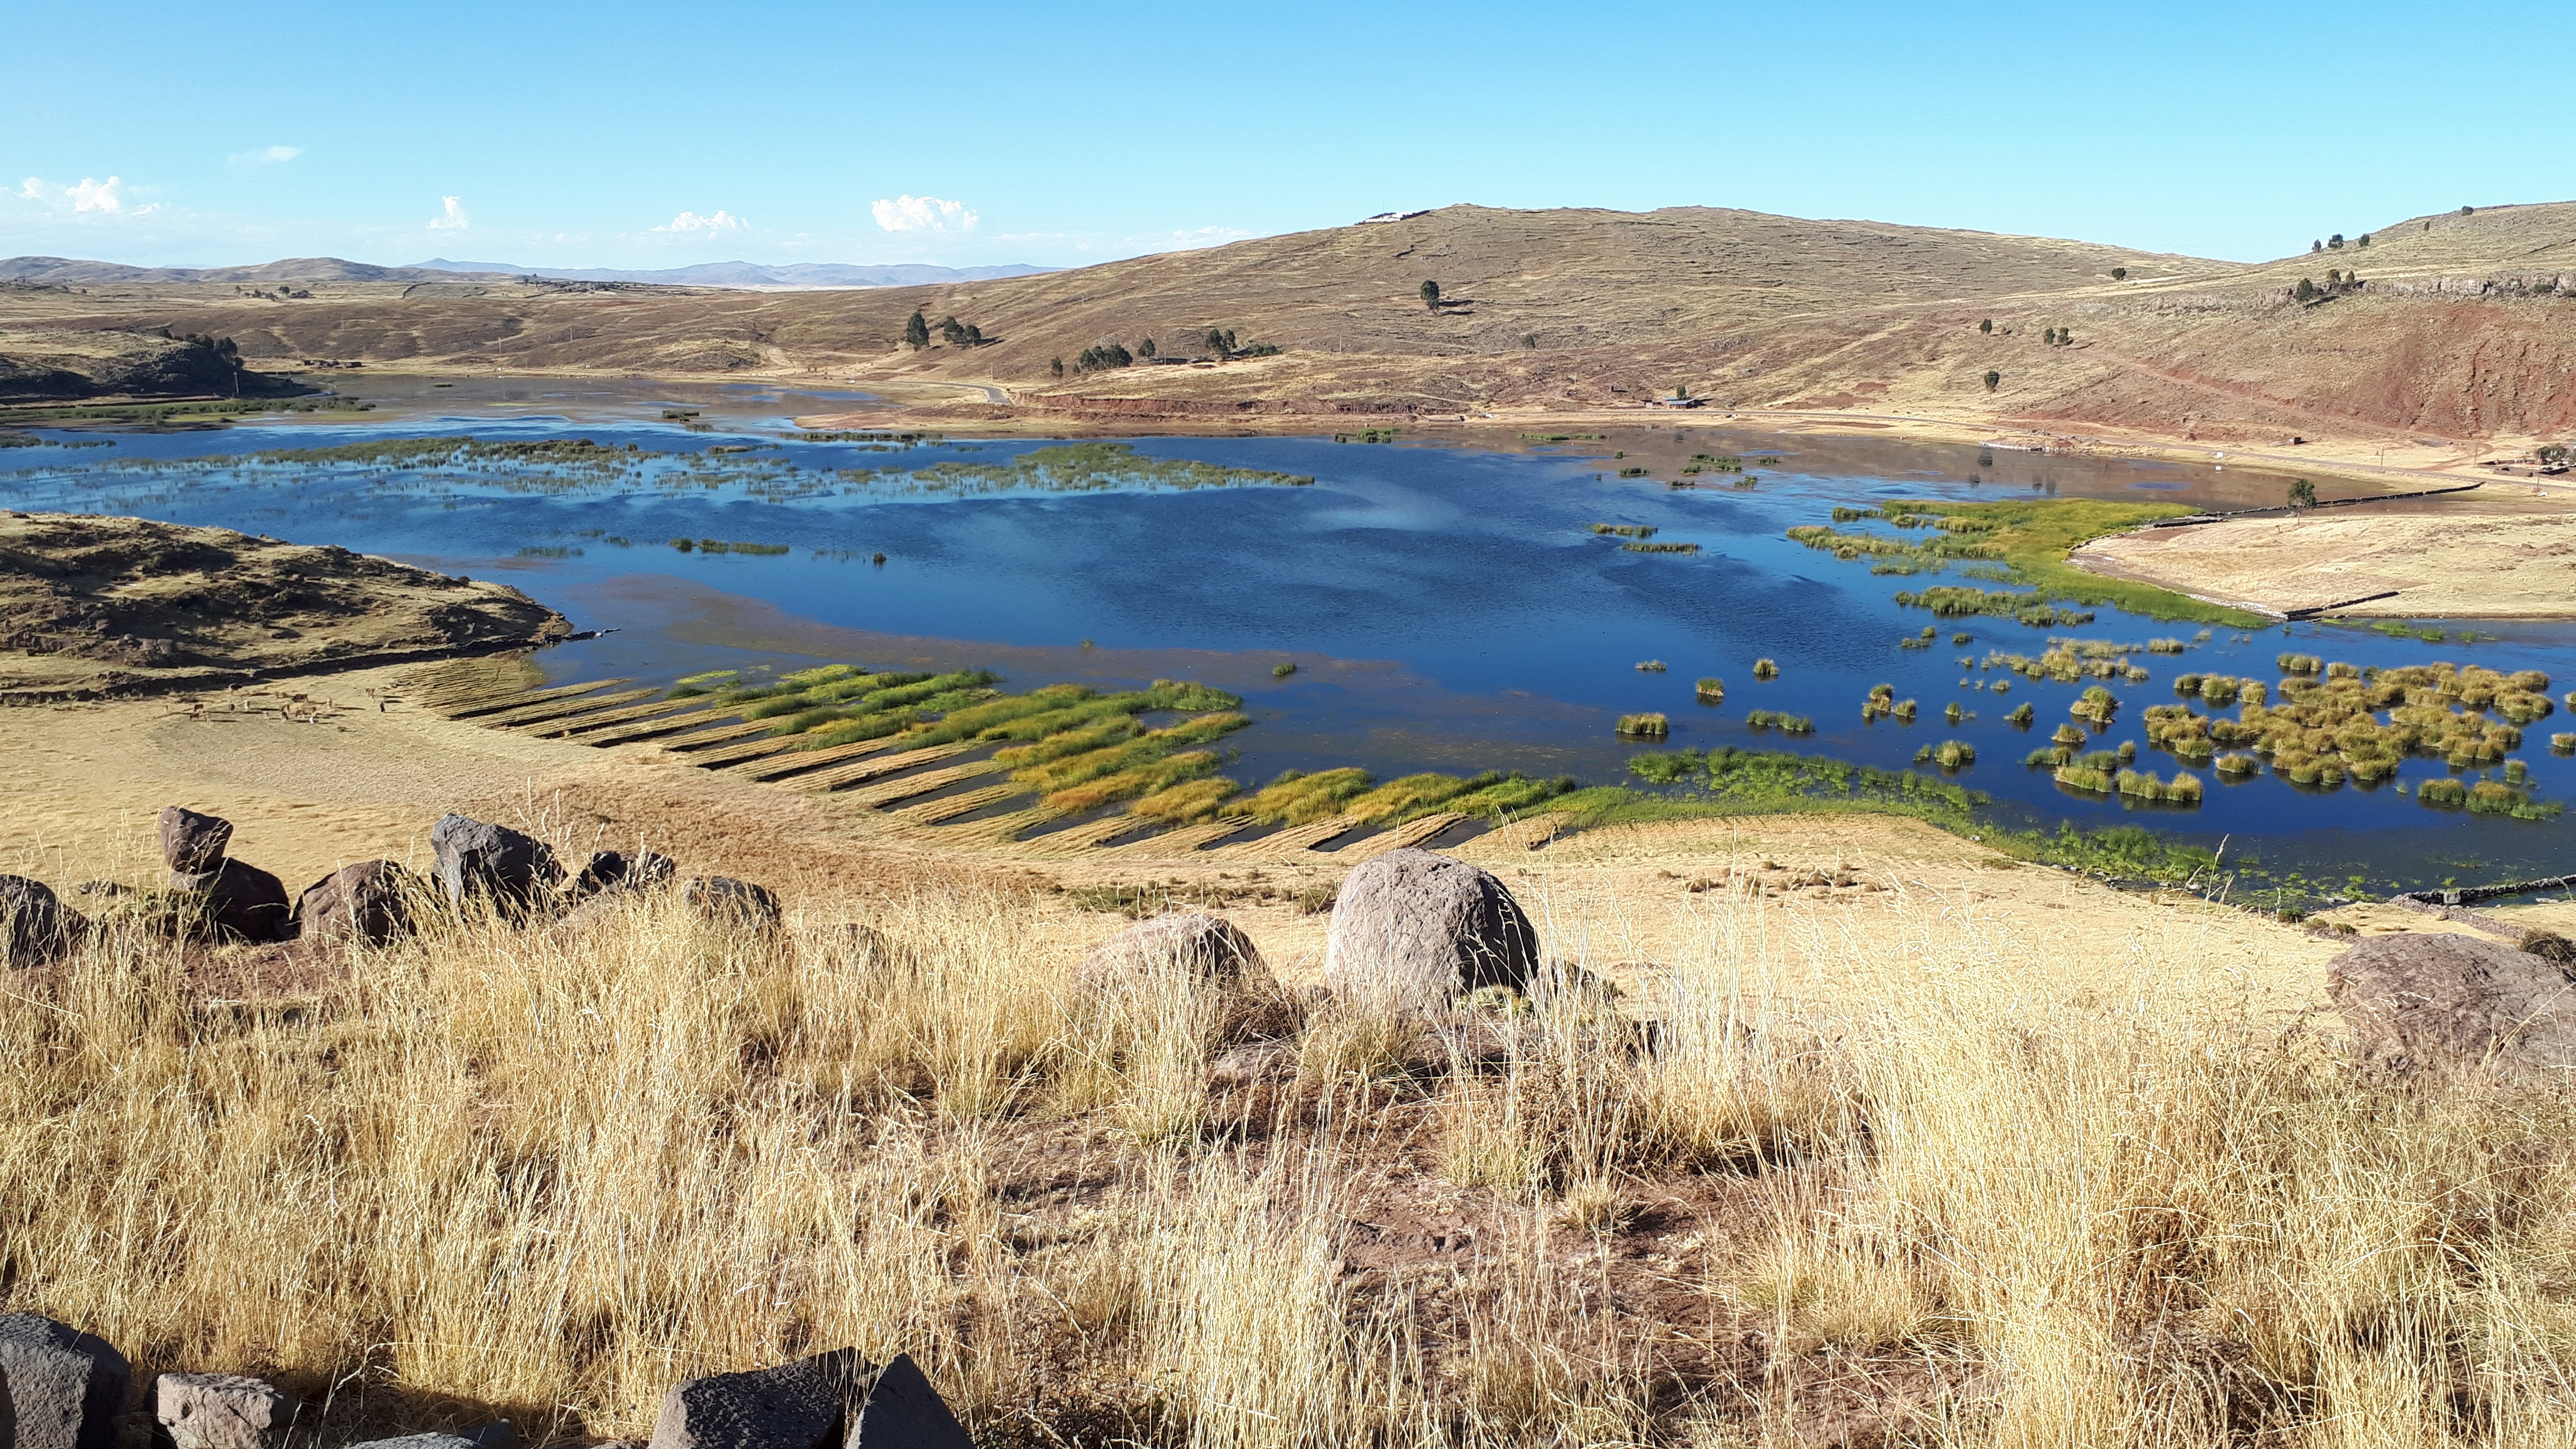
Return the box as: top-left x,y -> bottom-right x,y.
8,860 -> 2576,1447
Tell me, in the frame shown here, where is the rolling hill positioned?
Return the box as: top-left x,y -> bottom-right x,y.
6,202 -> 2572,448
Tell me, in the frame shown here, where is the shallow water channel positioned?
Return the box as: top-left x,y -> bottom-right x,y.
8,377 -> 2572,898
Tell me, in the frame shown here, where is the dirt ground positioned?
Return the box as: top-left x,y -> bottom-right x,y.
2,663 -> 2350,1017
2070,509 -> 2576,618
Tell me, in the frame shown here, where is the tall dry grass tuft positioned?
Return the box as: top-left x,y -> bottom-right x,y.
9,855 -> 2576,1445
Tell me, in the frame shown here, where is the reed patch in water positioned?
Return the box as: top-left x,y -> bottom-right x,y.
1621,541 -> 1701,554
1695,678 -> 1725,702
1753,659 -> 1779,680
1244,767 -> 1375,825
1616,713 -> 1670,738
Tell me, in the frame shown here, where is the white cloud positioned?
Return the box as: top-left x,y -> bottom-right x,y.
871,194 -> 978,233
428,196 -> 469,230
67,176 -> 122,212
655,209 -> 745,233
1171,225 -> 1252,248
17,178 -> 40,200
230,144 -> 301,164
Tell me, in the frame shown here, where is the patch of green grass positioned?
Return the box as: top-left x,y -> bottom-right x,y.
1622,541 -> 1701,555
1244,768 -> 1375,825
1799,500 -> 2265,626
1010,713 -> 1250,794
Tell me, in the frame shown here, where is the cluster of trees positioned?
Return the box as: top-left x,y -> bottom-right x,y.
2539,443 -> 2569,467
2292,270 -> 2363,304
2309,233 -> 2373,254
1420,280 -> 1441,311
1041,328 -> 1281,380
903,311 -> 987,348
2288,479 -> 2319,510
2043,326 -> 2075,346
1074,342 -> 1134,373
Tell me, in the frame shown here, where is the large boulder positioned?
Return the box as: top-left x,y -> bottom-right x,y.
345,1426 -> 515,1449
2328,930 -> 2576,1080
429,813 -> 561,915
2,875 -> 84,967
294,861 -> 422,945
647,1349 -> 865,1449
158,806 -> 235,873
683,875 -> 782,930
1323,849 -> 1538,1013
169,858 -> 292,942
155,1372 -> 295,1449
0,1313 -> 131,1449
1078,912 -> 1267,986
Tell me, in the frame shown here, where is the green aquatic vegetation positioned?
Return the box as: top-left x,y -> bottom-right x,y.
991,717 -> 1140,768
2418,778 -> 2468,807
837,441 -> 1314,498
1521,432 -> 1606,443
1616,712 -> 1670,737
1627,750 -> 1703,785
1272,661 -> 1298,678
1587,523 -> 1656,538
2006,703 -> 2035,726
1636,660 -> 1668,673
1616,466 -> 1649,479
2217,752 -> 2262,775
2114,768 -> 2204,806
1892,586 -> 2095,627
1696,678 -> 1725,702
1011,713 -> 1250,794
1346,773 -> 1490,823
1445,773 -> 1578,818
1745,711 -> 1815,735
1622,541 -> 1701,554
794,709 -> 926,750
1126,776 -> 1243,823
2276,652 -> 2323,674
1243,768 -> 1375,825
2070,686 -> 2119,726
674,538 -> 792,555
1043,750 -> 1228,813
1753,659 -> 1779,680
1933,740 -> 1976,769
2553,733 -> 2576,753
1944,702 -> 1964,724
1588,746 -> 1985,827
1798,499 -> 2264,626
891,684 -> 1097,747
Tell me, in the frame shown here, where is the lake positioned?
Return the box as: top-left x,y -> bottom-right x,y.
7,376 -> 2569,900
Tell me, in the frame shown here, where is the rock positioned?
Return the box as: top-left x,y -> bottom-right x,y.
429,813 -> 562,915
648,1349 -> 866,1449
169,858 -> 292,941
1078,912 -> 1267,986
2327,931 -> 2576,1079
848,1353 -> 971,1449
572,850 -> 678,900
1209,1039 -> 1299,1085
158,806 -> 234,873
155,1372 -> 295,1449
0,1312 -> 131,1449
683,875 -> 782,929
294,860 -> 422,945
345,1425 -> 517,1449
2,875 -> 84,967
1322,849 -> 1539,1013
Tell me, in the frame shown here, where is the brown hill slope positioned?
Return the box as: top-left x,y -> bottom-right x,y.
5,202 -> 2572,449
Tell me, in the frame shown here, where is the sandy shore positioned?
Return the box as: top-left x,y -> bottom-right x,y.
2071,510 -> 2576,618
0,662 -> 2349,1012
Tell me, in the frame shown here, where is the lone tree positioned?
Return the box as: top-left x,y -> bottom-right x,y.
1049,357 -> 1064,378
1983,370 -> 2001,392
1979,318 -> 1993,334
904,311 -> 930,349
2111,267 -> 2128,281
2044,328 -> 2058,345
1140,337 -> 1156,358
1204,327 -> 1235,357
2312,240 -> 2323,253
2328,233 -> 2345,249
2294,278 -> 2318,302
2537,443 -> 2568,466
2358,233 -> 2371,247
1419,280 -> 1441,311
2288,479 -> 2318,510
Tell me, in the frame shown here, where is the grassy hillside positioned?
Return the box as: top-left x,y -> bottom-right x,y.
7,201 -> 2574,447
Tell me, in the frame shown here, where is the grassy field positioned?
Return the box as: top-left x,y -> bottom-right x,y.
7,867 -> 2572,1448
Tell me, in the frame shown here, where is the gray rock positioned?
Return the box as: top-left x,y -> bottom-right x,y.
294,860 -> 422,945
1078,911 -> 1267,987
345,1425 -> 516,1449
846,1354 -> 970,1449
0,1312 -> 131,1449
1208,1039 -> 1299,1085
683,875 -> 782,929
572,850 -> 678,900
158,806 -> 233,873
2328,931 -> 2576,1080
429,813 -> 562,915
169,858 -> 292,941
155,1372 -> 294,1449
1323,849 -> 1538,1013
648,1349 -> 866,1449
2,875 -> 84,967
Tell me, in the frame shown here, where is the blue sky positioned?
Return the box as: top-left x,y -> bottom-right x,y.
6,0 -> 2568,271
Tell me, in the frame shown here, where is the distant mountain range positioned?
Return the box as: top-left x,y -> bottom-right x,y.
0,255 -> 1054,289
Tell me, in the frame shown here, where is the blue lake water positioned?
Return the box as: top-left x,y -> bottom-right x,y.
7,376 -> 2570,897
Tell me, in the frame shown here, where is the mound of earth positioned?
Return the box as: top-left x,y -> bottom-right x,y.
0,512 -> 570,700
0,327 -> 312,403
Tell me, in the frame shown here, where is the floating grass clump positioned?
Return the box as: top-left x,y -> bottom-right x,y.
1616,712 -> 1670,738
1125,776 -> 1242,823
2418,778 -> 2468,807
1272,661 -> 1297,678
2554,732 -> 2576,753
2216,752 -> 2262,775
1635,660 -> 1667,672
1011,712 -> 1249,795
2116,768 -> 2205,805
1745,711 -> 1815,735
2148,638 -> 2187,654
1587,523 -> 1656,538
2070,686 -> 2119,726
1616,466 -> 1649,479
1944,702 -> 1964,724
2006,703 -> 2035,726
1041,750 -> 1228,813
1892,586 -> 2095,627
1752,658 -> 1779,680
1933,739 -> 1976,769
1695,678 -> 1725,702
2276,652 -> 2324,674
1622,541 -> 1701,554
